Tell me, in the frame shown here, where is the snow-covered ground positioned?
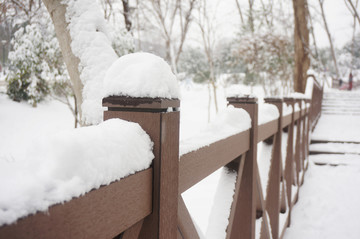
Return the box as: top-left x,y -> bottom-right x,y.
284,89 -> 360,239
283,157 -> 360,239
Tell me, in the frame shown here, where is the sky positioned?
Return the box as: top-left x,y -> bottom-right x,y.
309,0 -> 359,48
185,0 -> 360,49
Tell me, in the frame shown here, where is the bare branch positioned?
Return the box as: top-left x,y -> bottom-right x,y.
318,0 -> 340,78
346,0 -> 360,25
234,0 -> 244,25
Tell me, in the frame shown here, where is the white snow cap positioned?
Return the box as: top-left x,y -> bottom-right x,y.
64,0 -> 118,124
283,102 -> 293,116
103,52 -> 180,99
0,119 -> 154,226
180,106 -> 251,156
258,103 -> 280,125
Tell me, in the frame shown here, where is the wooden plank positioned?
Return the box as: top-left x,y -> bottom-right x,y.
283,98 -> 294,227
282,114 -> 292,128
0,169 -> 153,239
265,131 -> 281,239
255,167 -> 271,239
122,220 -> 144,239
177,196 -> 199,239
258,119 -> 278,142
225,154 -> 246,239
158,112 -> 180,239
294,111 -> 300,121
103,96 -> 180,110
179,130 -> 250,193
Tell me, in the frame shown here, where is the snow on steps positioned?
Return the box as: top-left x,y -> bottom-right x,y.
321,91 -> 360,115
310,143 -> 360,155
309,90 -> 360,165
310,154 -> 360,166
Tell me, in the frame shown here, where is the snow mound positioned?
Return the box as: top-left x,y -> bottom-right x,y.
103,52 -> 180,99
283,102 -> 293,116
180,106 -> 251,156
206,168 -> 237,239
0,119 -> 154,226
258,103 -> 280,125
65,0 -> 118,124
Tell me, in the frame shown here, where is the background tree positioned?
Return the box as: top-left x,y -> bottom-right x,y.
292,0 -> 310,93
137,0 -> 197,72
197,0 -> 219,116
318,0 -> 340,80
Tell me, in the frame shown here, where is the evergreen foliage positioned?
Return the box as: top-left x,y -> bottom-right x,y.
6,23 -> 68,106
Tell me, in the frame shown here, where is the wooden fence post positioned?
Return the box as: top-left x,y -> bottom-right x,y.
264,98 -> 283,239
227,96 -> 258,239
102,96 -> 180,239
304,99 -> 311,170
283,97 -> 295,226
293,98 -> 301,189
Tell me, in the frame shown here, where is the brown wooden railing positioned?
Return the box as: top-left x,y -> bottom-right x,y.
0,80 -> 323,239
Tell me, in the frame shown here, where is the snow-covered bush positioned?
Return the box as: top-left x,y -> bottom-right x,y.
112,28 -> 135,57
234,31 -> 294,95
178,47 -> 209,83
6,22 -> 70,107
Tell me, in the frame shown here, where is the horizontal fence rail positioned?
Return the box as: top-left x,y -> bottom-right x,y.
0,79 -> 323,239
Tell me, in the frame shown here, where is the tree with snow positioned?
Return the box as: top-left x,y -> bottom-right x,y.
42,0 -> 134,125
6,23 -> 63,107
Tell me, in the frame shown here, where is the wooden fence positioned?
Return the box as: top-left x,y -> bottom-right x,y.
0,79 -> 323,239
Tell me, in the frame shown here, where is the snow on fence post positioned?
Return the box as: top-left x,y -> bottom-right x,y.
102,96 -> 180,239
264,97 -> 283,239
283,97 -> 295,226
227,96 -> 258,239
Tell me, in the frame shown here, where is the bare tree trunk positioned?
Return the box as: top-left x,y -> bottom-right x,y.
248,0 -> 255,32
122,0 -> 132,32
351,0 -> 359,71
318,0 -> 340,79
292,0 -> 310,93
198,0 -> 219,114
135,0 -> 142,50
42,0 -> 83,124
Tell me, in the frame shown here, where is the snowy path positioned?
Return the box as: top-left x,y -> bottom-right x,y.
284,90 -> 360,239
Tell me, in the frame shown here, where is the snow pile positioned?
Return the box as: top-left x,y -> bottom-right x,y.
294,103 -> 300,112
180,106 -> 251,156
284,160 -> 360,239
301,100 -> 306,109
290,92 -> 310,100
283,103 -> 293,116
103,52 -> 180,99
257,141 -> 273,199
206,168 -> 237,239
65,0 -> 118,124
258,103 -> 280,125
305,75 -> 314,98
0,119 -> 154,226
